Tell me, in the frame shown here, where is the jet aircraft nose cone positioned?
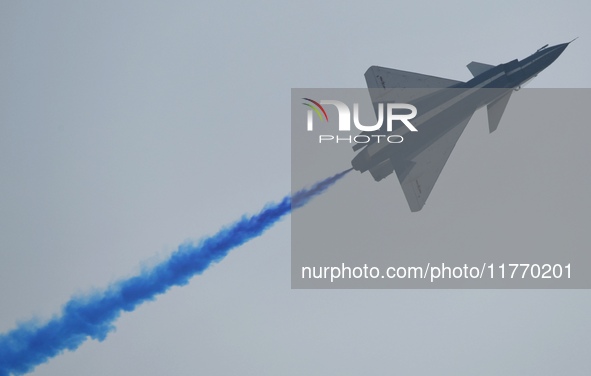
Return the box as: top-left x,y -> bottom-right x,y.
555,38 -> 577,54
542,42 -> 569,65
555,42 -> 569,54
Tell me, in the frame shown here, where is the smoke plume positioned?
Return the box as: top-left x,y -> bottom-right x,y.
0,169 -> 351,375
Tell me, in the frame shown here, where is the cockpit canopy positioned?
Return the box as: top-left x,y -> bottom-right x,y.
536,44 -> 549,52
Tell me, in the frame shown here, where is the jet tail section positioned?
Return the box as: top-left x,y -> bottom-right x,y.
467,61 -> 495,77
365,66 -> 463,90
487,91 -> 512,133
364,66 -> 463,115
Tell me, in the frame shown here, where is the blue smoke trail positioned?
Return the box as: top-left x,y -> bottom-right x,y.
0,169 -> 351,375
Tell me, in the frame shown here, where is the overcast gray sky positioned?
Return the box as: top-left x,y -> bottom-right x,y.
1,1 -> 590,375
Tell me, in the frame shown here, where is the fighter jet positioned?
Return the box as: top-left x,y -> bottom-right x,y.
352,41 -> 573,212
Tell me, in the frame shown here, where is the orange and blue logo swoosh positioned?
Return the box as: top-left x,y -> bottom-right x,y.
302,98 -> 328,121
